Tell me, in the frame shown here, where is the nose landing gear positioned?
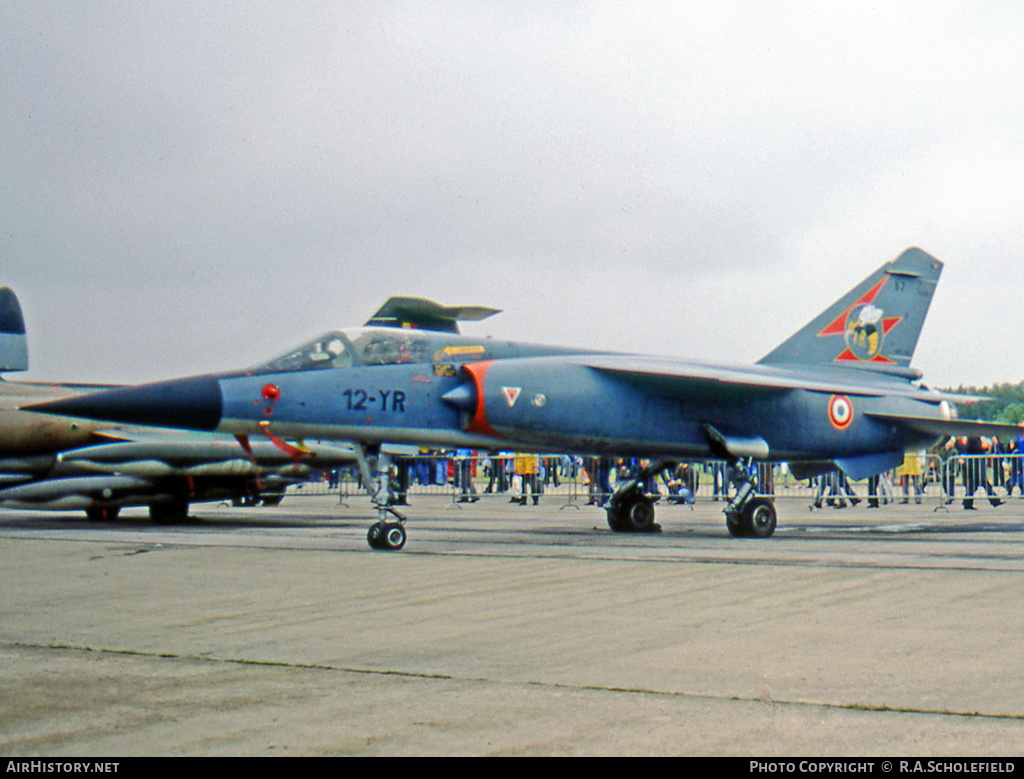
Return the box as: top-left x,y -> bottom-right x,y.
353,444 -> 408,551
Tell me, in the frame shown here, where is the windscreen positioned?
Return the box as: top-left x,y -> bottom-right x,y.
250,331 -> 353,374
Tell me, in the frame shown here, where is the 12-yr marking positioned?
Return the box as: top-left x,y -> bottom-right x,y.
343,389 -> 406,412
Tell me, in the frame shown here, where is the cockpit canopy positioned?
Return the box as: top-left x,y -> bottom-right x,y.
249,328 -> 434,374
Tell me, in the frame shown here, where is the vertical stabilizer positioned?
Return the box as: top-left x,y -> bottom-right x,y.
0,288 -> 28,373
757,248 -> 943,374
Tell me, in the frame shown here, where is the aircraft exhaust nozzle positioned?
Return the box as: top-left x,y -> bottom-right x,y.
23,374 -> 224,431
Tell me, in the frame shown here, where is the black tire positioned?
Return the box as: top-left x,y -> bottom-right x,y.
743,498 -> 777,538
368,521 -> 406,550
606,506 -> 630,532
725,509 -> 747,537
627,497 -> 656,532
367,522 -> 385,549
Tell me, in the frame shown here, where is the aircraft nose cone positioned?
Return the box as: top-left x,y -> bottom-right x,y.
24,374 -> 224,431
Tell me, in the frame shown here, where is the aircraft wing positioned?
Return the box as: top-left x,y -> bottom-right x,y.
581,355 -> 966,404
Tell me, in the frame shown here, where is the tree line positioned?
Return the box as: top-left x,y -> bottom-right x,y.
949,380 -> 1024,424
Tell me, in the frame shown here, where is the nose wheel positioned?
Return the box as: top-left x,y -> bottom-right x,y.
368,520 -> 407,550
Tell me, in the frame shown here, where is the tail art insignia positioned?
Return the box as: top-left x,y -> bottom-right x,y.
816,276 -> 902,364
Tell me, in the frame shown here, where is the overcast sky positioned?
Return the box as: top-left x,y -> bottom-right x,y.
2,1 -> 1022,390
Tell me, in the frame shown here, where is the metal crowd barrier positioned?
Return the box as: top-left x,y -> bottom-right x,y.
933,452 -> 1024,507
282,452 -> 1024,510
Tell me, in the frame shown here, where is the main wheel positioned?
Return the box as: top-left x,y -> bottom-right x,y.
627,497 -> 657,532
606,509 -> 628,531
725,509 -> 747,537
607,495 -> 658,532
743,497 -> 777,538
606,505 -> 630,532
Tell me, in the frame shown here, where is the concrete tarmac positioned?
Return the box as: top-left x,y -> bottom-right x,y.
1,491 -> 1023,756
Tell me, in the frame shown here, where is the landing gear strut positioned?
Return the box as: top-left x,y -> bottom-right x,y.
723,459 -> 776,538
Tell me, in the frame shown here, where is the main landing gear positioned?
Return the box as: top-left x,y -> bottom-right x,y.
605,459 -> 669,533
606,483 -> 661,533
605,457 -> 777,538
722,459 -> 776,538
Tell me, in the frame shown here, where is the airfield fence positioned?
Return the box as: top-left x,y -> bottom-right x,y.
283,452 -> 1024,512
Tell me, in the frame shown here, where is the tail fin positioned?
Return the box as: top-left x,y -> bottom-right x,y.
757,247 -> 943,376
0,287 -> 28,373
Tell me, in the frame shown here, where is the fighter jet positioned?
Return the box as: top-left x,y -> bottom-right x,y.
0,287 -> 354,521
27,248 -> 1023,548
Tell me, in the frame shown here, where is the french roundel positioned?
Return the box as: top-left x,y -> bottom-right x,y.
828,395 -> 854,430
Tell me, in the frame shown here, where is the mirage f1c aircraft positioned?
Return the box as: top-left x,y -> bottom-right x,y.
27,248 -> 1023,549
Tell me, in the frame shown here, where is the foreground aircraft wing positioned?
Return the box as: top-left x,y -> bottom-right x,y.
583,358 -> 1017,455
